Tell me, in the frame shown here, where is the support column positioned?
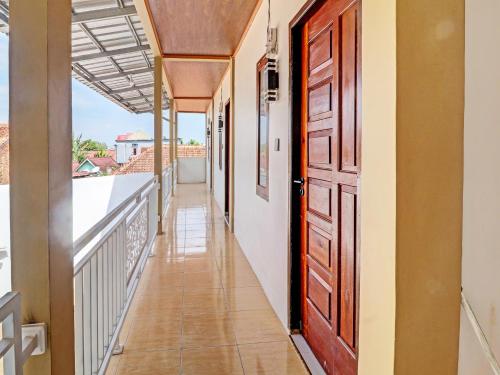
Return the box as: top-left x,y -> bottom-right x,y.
394,1 -> 464,374
169,99 -> 175,196
358,1 -> 464,374
9,1 -> 74,374
174,108 -> 178,192
154,56 -> 163,233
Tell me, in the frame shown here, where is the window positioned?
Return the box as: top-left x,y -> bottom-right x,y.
256,55 -> 269,200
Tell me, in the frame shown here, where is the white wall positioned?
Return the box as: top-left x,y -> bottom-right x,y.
178,157 -> 206,184
459,1 -> 500,373
231,0 -> 304,329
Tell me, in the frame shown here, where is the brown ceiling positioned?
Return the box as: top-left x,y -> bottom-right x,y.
164,61 -> 229,98
175,99 -> 212,113
147,0 -> 260,112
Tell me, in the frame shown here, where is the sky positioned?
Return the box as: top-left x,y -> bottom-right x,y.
0,34 -> 206,148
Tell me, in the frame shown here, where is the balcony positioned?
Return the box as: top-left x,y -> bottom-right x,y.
0,168 -> 172,374
1,177 -> 309,375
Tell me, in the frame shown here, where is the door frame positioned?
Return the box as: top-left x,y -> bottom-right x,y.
224,99 -> 231,223
288,0 -> 329,333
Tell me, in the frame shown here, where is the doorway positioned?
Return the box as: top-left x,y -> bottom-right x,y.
224,100 -> 231,222
290,1 -> 362,374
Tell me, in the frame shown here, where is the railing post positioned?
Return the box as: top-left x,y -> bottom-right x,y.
9,0 -> 75,374
154,55 -> 163,234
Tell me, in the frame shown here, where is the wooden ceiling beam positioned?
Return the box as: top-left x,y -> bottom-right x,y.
163,54 -> 231,62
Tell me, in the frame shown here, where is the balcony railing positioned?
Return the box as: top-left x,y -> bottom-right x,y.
0,166 -> 175,375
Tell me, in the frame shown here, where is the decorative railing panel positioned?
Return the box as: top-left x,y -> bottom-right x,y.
126,203 -> 148,280
162,165 -> 173,216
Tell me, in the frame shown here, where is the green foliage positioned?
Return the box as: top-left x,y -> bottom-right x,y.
188,139 -> 201,146
94,149 -> 109,158
72,134 -> 108,163
82,139 -> 107,151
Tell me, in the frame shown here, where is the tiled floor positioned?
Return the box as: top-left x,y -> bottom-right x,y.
106,184 -> 309,375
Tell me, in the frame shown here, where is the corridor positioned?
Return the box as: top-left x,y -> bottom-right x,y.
106,184 -> 309,375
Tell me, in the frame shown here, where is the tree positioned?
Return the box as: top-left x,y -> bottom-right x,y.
81,139 -> 107,151
188,139 -> 201,146
72,135 -> 86,163
94,149 -> 109,158
72,134 -> 108,163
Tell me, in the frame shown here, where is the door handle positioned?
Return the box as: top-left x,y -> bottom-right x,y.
293,178 -> 304,185
293,178 -> 305,196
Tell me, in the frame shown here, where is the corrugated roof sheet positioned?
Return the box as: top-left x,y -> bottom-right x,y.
0,0 -> 168,114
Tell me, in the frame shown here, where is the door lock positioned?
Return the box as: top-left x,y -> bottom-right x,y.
293,177 -> 305,196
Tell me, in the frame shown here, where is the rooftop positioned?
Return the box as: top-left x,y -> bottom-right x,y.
116,130 -> 153,142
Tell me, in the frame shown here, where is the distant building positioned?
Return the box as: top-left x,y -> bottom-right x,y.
114,144 -> 206,175
75,157 -> 119,177
115,130 -> 154,164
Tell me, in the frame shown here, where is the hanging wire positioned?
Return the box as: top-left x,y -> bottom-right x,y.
219,86 -> 223,115
267,0 -> 271,40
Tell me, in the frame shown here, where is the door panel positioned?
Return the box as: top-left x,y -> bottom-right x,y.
339,186 -> 357,350
308,180 -> 332,219
308,226 -> 331,269
308,269 -> 332,320
309,83 -> 333,117
300,1 -> 361,374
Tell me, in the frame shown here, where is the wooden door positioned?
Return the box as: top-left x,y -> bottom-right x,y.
224,100 -> 231,220
299,1 -> 361,374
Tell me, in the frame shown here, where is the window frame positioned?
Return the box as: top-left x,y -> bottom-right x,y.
256,55 -> 270,201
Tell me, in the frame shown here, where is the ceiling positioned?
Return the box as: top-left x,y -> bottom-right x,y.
146,0 -> 261,112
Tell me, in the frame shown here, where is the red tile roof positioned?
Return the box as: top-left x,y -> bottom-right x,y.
87,157 -> 119,170
83,149 -> 116,160
114,145 -> 206,175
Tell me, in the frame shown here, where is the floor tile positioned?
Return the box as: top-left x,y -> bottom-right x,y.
184,271 -> 222,289
238,341 -> 309,375
182,346 -> 244,375
182,312 -> 236,348
231,310 -> 288,344
183,246 -> 213,258
225,287 -> 272,312
184,257 -> 218,273
183,288 -> 228,315
126,316 -> 182,351
114,350 -> 180,375
221,269 -> 260,288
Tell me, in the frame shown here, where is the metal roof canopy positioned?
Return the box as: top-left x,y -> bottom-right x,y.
0,0 -> 168,114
